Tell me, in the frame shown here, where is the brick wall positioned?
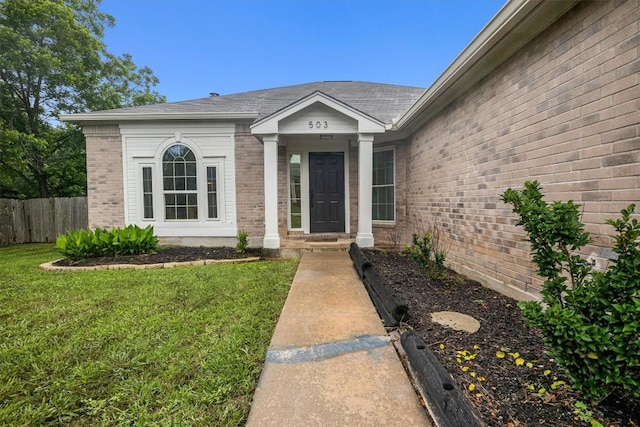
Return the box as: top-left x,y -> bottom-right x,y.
83,124 -> 125,229
405,0 -> 639,300
234,124 -> 265,243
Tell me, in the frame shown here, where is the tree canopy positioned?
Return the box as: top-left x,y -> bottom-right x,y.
0,0 -> 166,198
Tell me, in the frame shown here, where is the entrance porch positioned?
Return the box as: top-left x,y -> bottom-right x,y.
250,91 -> 386,249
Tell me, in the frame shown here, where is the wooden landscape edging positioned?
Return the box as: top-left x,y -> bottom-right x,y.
349,243 -> 484,427
402,330 -> 483,427
348,243 -> 408,327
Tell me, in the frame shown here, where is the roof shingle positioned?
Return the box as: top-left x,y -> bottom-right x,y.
82,81 -> 426,125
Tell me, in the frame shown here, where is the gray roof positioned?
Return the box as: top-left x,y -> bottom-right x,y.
85,81 -> 426,125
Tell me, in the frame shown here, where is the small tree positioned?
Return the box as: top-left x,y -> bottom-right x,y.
501,181 -> 640,402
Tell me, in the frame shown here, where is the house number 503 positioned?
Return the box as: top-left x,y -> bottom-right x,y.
308,120 -> 328,129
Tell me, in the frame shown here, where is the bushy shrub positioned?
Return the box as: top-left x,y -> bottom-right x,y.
56,225 -> 159,259
405,232 -> 448,280
502,181 -> 640,402
236,230 -> 249,254
406,232 -> 433,265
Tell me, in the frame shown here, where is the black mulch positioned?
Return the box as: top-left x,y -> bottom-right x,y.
53,246 -> 262,267
363,249 -> 640,427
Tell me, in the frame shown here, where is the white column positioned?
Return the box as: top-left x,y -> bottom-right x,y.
263,134 -> 280,249
356,133 -> 374,247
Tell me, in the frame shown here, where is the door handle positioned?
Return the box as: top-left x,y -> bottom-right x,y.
310,190 -> 314,208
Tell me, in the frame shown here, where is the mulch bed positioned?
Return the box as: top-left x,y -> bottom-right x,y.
363,249 -> 640,427
53,246 -> 262,267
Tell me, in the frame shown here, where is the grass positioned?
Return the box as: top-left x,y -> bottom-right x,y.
0,244 -> 299,426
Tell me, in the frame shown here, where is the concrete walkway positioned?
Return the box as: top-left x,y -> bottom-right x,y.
246,251 -> 432,427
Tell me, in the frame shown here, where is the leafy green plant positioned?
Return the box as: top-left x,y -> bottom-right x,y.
406,232 -> 433,265
574,401 -> 604,427
56,225 -> 159,259
501,181 -> 640,402
236,230 -> 249,254
405,231 -> 448,280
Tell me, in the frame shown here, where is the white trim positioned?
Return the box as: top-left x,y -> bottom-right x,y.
286,138 -> 351,235
60,111 -> 258,124
203,161 -> 224,222
121,123 -> 238,238
251,91 -> 385,135
356,134 -> 374,247
137,162 -> 156,222
287,152 -> 303,231
263,135 -> 280,248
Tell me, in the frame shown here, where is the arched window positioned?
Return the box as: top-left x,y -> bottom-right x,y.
163,144 -> 198,219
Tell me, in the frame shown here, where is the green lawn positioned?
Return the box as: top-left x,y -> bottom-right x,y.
0,244 -> 298,426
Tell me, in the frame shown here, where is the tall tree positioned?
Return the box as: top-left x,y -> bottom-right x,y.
0,0 -> 166,198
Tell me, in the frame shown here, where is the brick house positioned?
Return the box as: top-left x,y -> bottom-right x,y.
62,0 -> 639,300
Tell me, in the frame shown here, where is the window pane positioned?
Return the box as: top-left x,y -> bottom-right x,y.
289,154 -> 302,229
175,178 -> 185,191
162,144 -> 198,220
207,167 -> 218,219
372,150 -> 395,221
187,177 -> 197,191
162,177 -> 172,191
142,167 -> 154,219
175,162 -> 185,177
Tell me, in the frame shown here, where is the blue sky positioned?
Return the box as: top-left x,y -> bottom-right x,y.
101,1 -> 507,103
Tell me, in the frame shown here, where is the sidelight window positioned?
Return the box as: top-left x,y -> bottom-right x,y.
289,153 -> 302,229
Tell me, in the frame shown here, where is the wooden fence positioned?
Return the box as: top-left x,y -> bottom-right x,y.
0,197 -> 88,246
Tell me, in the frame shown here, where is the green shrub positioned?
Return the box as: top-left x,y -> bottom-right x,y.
502,181 -> 640,402
405,232 -> 448,280
236,230 -> 249,254
56,225 -> 158,259
406,232 -> 433,265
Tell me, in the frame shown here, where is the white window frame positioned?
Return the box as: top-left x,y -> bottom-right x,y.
137,163 -> 156,222
287,152 -> 303,230
202,160 -> 224,222
372,147 -> 396,223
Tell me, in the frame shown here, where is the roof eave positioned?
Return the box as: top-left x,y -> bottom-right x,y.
394,0 -> 580,132
59,111 -> 260,124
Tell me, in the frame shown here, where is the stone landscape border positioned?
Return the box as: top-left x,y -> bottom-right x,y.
40,257 -> 261,271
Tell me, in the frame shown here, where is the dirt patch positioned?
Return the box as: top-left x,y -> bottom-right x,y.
363,249 -> 640,427
53,246 -> 262,267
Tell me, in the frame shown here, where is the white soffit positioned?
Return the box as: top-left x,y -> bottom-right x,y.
59,111 -> 259,124
250,91 -> 386,135
394,0 -> 580,132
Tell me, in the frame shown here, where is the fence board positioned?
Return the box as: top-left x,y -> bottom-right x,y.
0,197 -> 87,246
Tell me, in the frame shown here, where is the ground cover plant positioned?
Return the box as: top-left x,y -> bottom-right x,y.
364,249 -> 640,426
0,244 -> 298,426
